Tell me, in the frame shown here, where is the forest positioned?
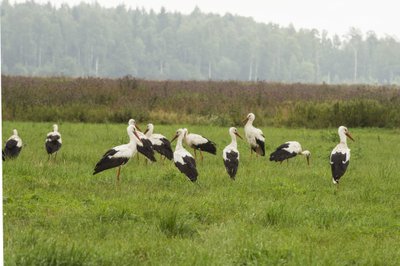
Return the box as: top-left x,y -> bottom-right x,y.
1,1 -> 400,84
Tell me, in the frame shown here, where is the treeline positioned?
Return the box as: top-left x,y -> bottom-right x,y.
1,1 -> 400,84
2,76 -> 400,128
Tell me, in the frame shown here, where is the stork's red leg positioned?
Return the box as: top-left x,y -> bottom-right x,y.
116,166 -> 121,183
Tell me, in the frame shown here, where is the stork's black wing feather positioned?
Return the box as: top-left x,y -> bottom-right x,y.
175,155 -> 198,182
223,151 -> 239,179
93,149 -> 129,175
269,143 -> 296,162
138,139 -> 157,162
330,152 -> 349,183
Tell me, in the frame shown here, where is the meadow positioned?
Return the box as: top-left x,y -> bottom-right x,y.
3,121 -> 400,265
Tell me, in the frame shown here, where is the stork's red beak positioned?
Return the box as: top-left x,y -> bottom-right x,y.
242,117 -> 249,124
134,131 -> 142,144
235,132 -> 243,139
306,156 -> 310,166
135,124 -> 142,132
346,132 -> 354,141
143,128 -> 149,135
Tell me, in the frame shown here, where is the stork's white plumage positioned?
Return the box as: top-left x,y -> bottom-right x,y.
243,113 -> 265,156
3,129 -> 23,161
172,128 -> 198,182
45,124 -> 62,159
128,119 -> 156,162
269,141 -> 310,165
330,126 -> 354,185
93,124 -> 141,182
144,123 -> 173,160
222,127 -> 242,180
183,128 -> 216,161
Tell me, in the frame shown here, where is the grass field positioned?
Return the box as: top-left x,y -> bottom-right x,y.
2,121 -> 400,265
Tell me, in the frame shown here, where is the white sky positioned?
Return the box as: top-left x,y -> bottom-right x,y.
10,0 -> 400,38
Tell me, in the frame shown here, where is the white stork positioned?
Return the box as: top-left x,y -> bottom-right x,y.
183,128 -> 216,161
45,124 -> 62,160
269,141 -> 311,165
93,124 -> 141,182
222,127 -> 242,180
144,123 -> 173,160
128,119 -> 156,162
3,129 -> 23,161
171,128 -> 198,182
243,113 -> 265,156
330,126 -> 354,186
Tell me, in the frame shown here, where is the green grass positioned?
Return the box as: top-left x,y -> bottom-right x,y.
3,121 -> 400,265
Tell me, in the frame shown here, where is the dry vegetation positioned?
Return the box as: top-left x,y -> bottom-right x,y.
2,75 -> 400,127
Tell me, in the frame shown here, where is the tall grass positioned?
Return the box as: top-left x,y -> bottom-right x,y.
2,75 -> 400,127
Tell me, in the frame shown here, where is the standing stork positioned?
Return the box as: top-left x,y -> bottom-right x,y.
171,128 -> 198,182
330,126 -> 354,187
222,127 -> 242,180
144,123 -> 173,160
128,119 -> 156,162
93,124 -> 141,183
183,128 -> 216,161
269,141 -> 311,165
243,113 -> 265,156
3,129 -> 23,161
45,124 -> 62,160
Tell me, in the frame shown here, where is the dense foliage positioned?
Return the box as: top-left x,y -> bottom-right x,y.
2,76 -> 400,128
2,1 -> 400,83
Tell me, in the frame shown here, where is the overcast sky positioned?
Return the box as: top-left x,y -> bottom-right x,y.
10,0 -> 400,38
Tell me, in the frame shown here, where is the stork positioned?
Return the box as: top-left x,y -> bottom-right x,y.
269,141 -> 310,165
243,113 -> 265,156
93,124 -> 141,183
183,128 -> 216,161
128,119 -> 156,162
222,127 -> 242,180
144,123 -> 173,160
330,126 -> 354,187
171,128 -> 198,182
45,124 -> 62,160
3,129 -> 23,161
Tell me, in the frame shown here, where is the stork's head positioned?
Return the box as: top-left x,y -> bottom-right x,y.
243,113 -> 255,124
171,128 -> 185,142
12,129 -> 18,136
338,126 -> 354,141
302,150 -> 311,165
128,118 -> 142,131
53,124 -> 58,132
229,127 -> 242,139
144,123 -> 154,135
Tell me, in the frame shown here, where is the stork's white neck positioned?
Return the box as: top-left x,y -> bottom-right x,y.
176,134 -> 184,150
339,131 -> 347,144
245,119 -> 254,127
126,126 -> 138,148
229,131 -> 238,147
145,125 -> 154,138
